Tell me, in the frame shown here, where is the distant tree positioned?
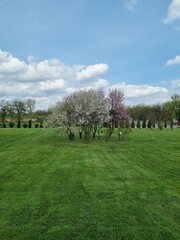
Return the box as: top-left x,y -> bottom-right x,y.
13,100 -> 26,123
25,99 -> 36,119
17,119 -> 21,128
164,120 -> 167,128
28,119 -> 32,128
128,104 -> 151,121
151,104 -> 163,130
137,120 -> 141,128
131,120 -> 135,128
171,94 -> 180,122
107,89 -> 129,129
0,100 -> 9,127
147,120 -> 152,129
142,119 -> 146,128
7,104 -> 15,121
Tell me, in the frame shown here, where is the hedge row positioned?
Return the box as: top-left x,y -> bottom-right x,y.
0,120 -> 43,128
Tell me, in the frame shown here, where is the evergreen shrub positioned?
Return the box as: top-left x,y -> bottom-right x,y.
131,120 -> 135,128
28,119 -> 32,128
23,123 -> 28,128
17,120 -> 21,128
9,122 -> 14,128
142,120 -> 146,128
147,121 -> 152,128
137,120 -> 141,128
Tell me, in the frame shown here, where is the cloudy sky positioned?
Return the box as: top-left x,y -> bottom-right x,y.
0,0 -> 180,109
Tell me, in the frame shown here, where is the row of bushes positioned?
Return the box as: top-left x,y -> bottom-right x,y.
0,120 -> 43,128
131,120 -> 174,129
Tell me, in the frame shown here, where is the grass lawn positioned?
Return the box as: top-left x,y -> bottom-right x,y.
0,128 -> 180,240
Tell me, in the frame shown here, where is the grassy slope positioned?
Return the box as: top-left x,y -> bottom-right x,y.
0,128 -> 180,240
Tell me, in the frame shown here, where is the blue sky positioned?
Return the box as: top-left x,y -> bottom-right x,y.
0,0 -> 180,109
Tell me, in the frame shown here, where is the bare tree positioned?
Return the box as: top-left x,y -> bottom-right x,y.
0,100 -> 9,126
25,99 -> 36,119
13,100 -> 26,121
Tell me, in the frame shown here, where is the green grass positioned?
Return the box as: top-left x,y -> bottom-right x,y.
0,128 -> 180,240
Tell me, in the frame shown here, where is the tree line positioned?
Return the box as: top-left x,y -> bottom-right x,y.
1,92 -> 179,134
128,94 -> 180,129
45,91 -> 180,141
0,99 -> 37,128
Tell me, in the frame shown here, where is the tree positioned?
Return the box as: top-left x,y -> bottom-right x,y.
45,89 -> 108,141
17,119 -> 21,128
0,100 -> 9,126
131,120 -> 135,128
171,94 -> 180,122
25,99 -> 36,119
107,89 -> 129,129
28,119 -> 32,128
137,120 -> 141,128
13,100 -> 26,122
147,120 -> 152,129
142,119 -> 146,128
151,104 -> 163,129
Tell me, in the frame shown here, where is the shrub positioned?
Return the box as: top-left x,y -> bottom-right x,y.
147,120 -> 152,129
28,119 -> 32,128
35,123 -> 39,128
9,122 -> 14,128
3,123 -> 6,128
142,120 -> 146,128
131,120 -> 135,128
137,120 -> 141,128
17,120 -> 21,128
23,123 -> 28,128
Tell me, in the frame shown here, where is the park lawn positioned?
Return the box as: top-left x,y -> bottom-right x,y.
0,128 -> 180,240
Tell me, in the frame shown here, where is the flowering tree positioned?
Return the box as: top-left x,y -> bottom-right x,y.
46,89 -> 108,141
46,89 -> 130,141
107,89 -> 129,127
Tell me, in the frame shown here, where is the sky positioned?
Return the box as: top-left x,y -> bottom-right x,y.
0,0 -> 180,109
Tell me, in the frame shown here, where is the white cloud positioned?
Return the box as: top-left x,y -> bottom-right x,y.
165,55 -> 180,66
89,78 -> 109,89
111,82 -> 168,98
164,0 -> 180,24
124,0 -> 138,11
39,79 -> 65,91
172,79 -> 180,88
75,63 -> 108,81
65,79 -> 109,93
0,49 -> 174,109
0,49 -> 109,108
0,49 -> 83,82
0,50 -> 27,74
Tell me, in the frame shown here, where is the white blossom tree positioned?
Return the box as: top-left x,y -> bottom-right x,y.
46,89 -> 108,140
